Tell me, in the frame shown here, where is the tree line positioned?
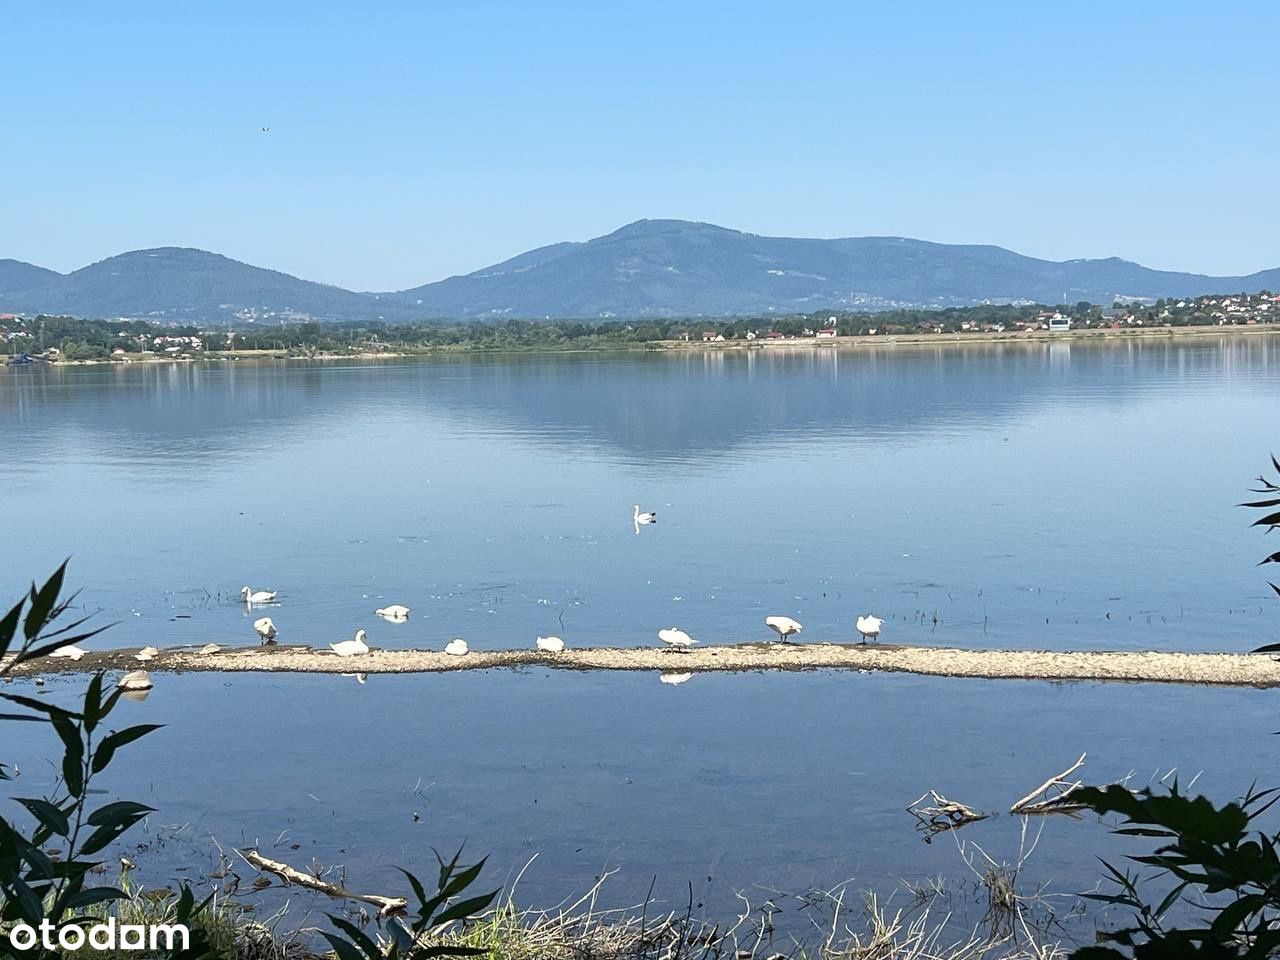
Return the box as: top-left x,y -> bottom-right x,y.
2,294 -> 1275,360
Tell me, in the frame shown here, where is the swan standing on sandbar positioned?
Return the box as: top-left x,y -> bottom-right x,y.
51,644 -> 88,661
856,615 -> 883,644
254,617 -> 277,643
331,629 -> 369,657
765,616 -> 803,643
536,635 -> 565,653
241,586 -> 277,604
375,604 -> 411,620
445,639 -> 469,657
658,627 -> 696,651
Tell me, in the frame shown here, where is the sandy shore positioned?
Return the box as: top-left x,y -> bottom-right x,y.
6,641 -> 1280,687
669,323 -> 1279,352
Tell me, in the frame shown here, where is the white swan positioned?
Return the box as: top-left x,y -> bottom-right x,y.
375,604 -> 411,620
445,638 -> 469,657
633,505 -> 657,525
198,643 -> 221,655
134,646 -> 159,662
117,670 -> 153,691
659,670 -> 693,685
241,586 -> 277,604
50,644 -> 88,661
536,635 -> 565,653
331,629 -> 369,657
253,616 -> 278,643
765,616 -> 803,643
856,615 -> 884,644
658,627 -> 696,650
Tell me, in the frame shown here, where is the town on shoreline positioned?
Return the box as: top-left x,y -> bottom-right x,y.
3,290 -> 1278,364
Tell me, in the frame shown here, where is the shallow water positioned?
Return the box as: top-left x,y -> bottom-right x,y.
3,669 -> 1275,935
3,340 -> 1278,654
2,339 -> 1280,930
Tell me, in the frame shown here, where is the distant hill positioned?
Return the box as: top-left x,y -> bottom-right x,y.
0,259 -> 62,301
0,248 -> 393,322
3,221 -> 1278,322
393,220 -> 1280,318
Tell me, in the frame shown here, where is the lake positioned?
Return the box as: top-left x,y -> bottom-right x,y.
2,338 -> 1279,940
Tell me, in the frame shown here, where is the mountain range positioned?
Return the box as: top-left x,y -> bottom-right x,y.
3,219 -> 1277,322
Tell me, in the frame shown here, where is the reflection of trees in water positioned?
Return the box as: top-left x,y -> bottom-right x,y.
2,337 -> 1276,465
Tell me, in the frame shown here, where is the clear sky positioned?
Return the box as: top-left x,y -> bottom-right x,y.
3,1 -> 1278,291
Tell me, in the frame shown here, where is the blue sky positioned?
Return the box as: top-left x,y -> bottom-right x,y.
3,1 -> 1278,290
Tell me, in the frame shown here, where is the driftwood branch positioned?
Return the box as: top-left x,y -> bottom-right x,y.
238,848 -> 407,917
1010,753 -> 1088,815
907,790 -> 988,841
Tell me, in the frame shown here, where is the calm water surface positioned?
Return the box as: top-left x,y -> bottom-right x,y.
2,339 -> 1279,932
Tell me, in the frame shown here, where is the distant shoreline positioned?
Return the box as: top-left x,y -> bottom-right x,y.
663,321 -> 1278,352
5,321 -> 1276,368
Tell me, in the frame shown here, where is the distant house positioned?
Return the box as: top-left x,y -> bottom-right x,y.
1047,313 -> 1071,332
764,331 -> 785,340
701,330 -> 724,342
816,328 -> 837,339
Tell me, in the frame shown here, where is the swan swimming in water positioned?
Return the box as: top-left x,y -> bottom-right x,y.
536,635 -> 565,653
445,638 -> 469,657
855,615 -> 884,644
117,670 -> 153,691
765,616 -> 803,643
241,586 -> 277,604
331,629 -> 369,657
375,604 -> 411,620
658,627 -> 696,650
253,617 -> 277,643
51,644 -> 88,661
633,505 -> 656,525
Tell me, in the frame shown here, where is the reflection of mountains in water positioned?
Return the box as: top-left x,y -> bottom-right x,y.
2,337 -> 1276,462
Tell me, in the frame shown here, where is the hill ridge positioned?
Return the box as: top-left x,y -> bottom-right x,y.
3,221 -> 1277,321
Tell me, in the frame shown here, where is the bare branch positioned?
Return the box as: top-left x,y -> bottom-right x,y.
237,847 -> 408,917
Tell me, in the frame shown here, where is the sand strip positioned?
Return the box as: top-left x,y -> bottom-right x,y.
5,642 -> 1280,687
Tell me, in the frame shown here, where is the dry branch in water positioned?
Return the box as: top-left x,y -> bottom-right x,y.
238,848 -> 407,917
1010,754 -> 1088,815
907,790 -> 989,840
